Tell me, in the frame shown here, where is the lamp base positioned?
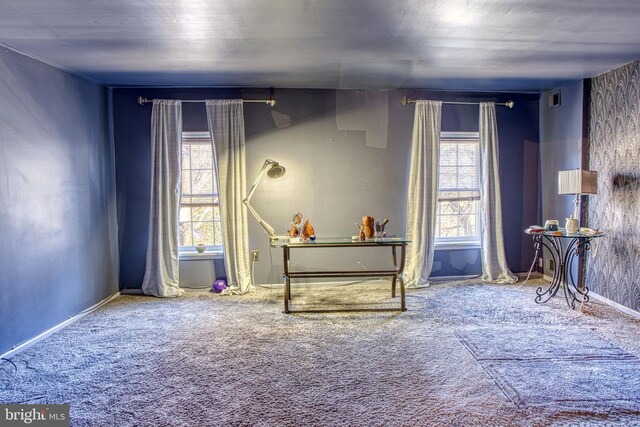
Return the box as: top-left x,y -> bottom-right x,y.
269,234 -> 290,247
573,194 -> 581,222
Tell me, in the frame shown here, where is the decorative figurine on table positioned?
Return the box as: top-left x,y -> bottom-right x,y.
362,216 -> 375,239
289,212 -> 302,239
301,219 -> 315,240
356,216 -> 389,240
289,212 -> 316,241
375,218 -> 389,238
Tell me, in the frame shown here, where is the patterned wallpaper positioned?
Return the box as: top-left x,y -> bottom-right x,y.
588,60 -> 640,311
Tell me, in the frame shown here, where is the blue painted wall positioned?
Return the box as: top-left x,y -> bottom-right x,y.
0,46 -> 118,355
112,88 -> 538,287
540,81 -> 583,226
539,80 -> 584,276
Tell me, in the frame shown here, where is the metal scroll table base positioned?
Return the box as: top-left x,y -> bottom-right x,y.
282,241 -> 408,314
530,234 -> 593,309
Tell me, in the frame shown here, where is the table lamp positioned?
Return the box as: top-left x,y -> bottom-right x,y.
243,159 -> 287,244
558,169 -> 598,227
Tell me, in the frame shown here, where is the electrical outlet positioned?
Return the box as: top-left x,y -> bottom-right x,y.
538,258 -> 543,269
251,250 -> 259,261
549,259 -> 555,271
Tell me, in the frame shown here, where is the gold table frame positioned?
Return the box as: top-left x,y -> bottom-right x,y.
279,238 -> 409,314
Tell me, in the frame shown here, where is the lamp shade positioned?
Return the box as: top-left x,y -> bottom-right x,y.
558,169 -> 598,195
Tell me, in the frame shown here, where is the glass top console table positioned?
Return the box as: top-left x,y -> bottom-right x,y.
524,229 -> 604,309
276,237 -> 410,314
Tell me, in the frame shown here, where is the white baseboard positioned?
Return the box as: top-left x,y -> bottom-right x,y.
256,274 -> 482,288
588,292 -> 640,319
255,279 -> 379,289
518,271 -> 543,279
535,275 -> 640,319
121,288 -> 144,295
429,274 -> 481,281
1,291 -> 121,360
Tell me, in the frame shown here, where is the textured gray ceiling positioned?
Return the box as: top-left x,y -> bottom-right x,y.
2,0 -> 640,91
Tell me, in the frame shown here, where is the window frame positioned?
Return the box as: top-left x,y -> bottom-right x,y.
435,131 -> 481,249
178,131 -> 224,257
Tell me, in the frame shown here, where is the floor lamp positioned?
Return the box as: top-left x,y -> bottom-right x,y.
243,159 -> 287,245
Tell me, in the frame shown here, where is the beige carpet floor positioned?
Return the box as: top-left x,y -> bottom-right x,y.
2,279 -> 640,426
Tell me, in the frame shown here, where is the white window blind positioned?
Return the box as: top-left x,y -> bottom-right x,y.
436,131 -> 480,242
179,132 -> 223,248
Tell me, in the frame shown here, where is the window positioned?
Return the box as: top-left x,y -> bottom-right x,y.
436,132 -> 480,244
179,132 -> 223,249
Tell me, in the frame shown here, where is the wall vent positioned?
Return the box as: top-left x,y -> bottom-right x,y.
549,90 -> 561,108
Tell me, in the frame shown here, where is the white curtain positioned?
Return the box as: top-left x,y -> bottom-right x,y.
141,100 -> 185,297
205,99 -> 252,294
479,102 -> 518,284
404,100 -> 442,287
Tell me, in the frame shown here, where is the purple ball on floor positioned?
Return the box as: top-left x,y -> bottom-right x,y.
212,280 -> 227,293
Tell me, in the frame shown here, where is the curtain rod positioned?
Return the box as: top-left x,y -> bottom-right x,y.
401,96 -> 514,109
137,96 -> 276,107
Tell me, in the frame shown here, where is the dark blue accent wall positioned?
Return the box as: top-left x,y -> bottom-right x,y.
113,88 -> 243,288
393,91 -> 541,277
0,46 -> 118,355
113,88 -> 539,287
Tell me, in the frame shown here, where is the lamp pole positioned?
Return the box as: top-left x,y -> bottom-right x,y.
243,159 -> 287,245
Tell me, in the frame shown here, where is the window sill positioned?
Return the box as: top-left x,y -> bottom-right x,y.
178,250 -> 224,261
434,240 -> 480,250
